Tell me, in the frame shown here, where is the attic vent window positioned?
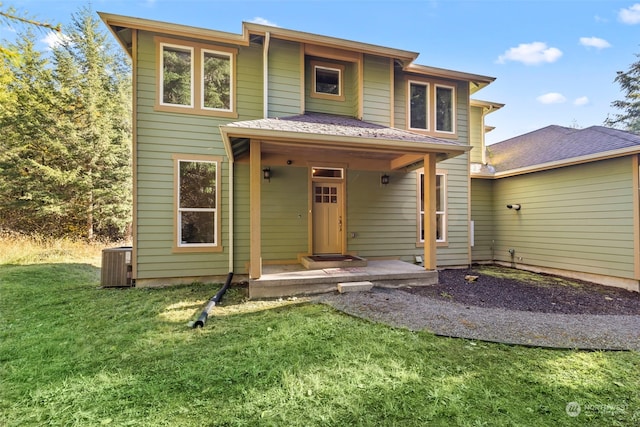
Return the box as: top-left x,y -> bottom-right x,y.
311,61 -> 345,101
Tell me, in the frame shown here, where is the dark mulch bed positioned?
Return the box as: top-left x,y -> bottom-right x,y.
401,265 -> 640,315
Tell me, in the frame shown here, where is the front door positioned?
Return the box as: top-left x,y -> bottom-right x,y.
312,182 -> 343,254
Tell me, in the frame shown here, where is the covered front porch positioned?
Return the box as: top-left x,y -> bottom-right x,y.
250,259 -> 438,299
220,113 -> 470,286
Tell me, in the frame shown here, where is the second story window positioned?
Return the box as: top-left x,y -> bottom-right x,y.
311,61 -> 345,101
409,82 -> 429,130
407,79 -> 456,137
162,44 -> 194,107
436,85 -> 454,133
157,37 -> 237,118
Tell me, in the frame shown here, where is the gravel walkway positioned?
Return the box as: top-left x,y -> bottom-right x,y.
315,287 -> 640,351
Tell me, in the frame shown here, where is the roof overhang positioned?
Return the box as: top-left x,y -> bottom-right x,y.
404,63 -> 496,94
472,145 -> 640,179
99,12 -> 419,64
220,115 -> 471,171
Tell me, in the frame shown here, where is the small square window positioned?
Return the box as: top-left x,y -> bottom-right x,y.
315,66 -> 340,95
311,61 -> 345,101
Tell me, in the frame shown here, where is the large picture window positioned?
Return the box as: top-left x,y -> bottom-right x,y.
174,155 -> 222,251
157,38 -> 236,117
407,79 -> 456,137
419,171 -> 446,244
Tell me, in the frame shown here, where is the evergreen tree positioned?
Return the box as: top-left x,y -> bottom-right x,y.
606,52 -> 640,134
52,7 -> 132,239
0,7 -> 132,239
0,31 -> 72,234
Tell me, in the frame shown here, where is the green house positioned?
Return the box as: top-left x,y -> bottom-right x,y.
471,125 -> 640,292
100,13 -> 496,296
101,12 -> 640,296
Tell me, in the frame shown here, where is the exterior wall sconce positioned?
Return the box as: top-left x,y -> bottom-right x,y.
263,167 -> 271,181
381,174 -> 390,185
506,204 -> 521,210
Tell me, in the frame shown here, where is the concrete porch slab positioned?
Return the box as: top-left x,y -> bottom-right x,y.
249,260 -> 437,299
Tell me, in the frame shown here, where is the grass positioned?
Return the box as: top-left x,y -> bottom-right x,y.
1,236 -> 640,426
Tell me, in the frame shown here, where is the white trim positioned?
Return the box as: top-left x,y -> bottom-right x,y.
160,43 -> 194,108
407,80 -> 430,131
435,84 -> 456,135
200,48 -> 234,112
418,170 -> 447,243
177,158 -> 218,248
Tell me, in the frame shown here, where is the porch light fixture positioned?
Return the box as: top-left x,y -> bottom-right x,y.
506,204 -> 521,211
263,167 -> 271,181
381,174 -> 390,185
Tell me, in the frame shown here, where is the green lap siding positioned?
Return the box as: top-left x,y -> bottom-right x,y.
470,178 -> 494,261
134,31 -> 263,281
347,170 -> 419,261
437,154 -> 471,267
469,106 -> 484,164
268,39 -> 302,117
491,157 -> 636,279
362,54 -> 391,125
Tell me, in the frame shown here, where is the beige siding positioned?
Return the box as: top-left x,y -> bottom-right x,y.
491,157 -> 636,279
470,178 -> 494,261
134,31 -> 263,281
362,54 -> 391,125
268,39 -> 302,117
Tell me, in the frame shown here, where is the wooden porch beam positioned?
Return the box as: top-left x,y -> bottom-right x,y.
249,140 -> 262,279
423,154 -> 437,270
390,154 -> 423,170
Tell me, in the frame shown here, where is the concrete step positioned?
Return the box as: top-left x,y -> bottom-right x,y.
337,281 -> 373,293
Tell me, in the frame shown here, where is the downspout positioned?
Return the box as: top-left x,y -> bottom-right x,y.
263,32 -> 271,118
228,158 -> 234,273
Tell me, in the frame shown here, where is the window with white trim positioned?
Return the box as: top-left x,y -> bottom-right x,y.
408,80 -> 456,136
311,60 -> 345,101
161,44 -> 194,107
419,171 -> 446,243
157,38 -> 236,117
435,85 -> 454,133
409,81 -> 429,130
176,158 -> 218,248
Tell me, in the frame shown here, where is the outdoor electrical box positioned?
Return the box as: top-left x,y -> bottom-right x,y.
101,246 -> 133,287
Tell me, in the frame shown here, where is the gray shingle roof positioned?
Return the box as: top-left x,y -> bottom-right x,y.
225,112 -> 464,147
487,125 -> 640,172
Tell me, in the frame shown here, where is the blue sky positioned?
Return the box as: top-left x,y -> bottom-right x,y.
3,0 -> 640,144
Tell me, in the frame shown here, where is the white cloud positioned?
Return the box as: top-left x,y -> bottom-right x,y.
497,42 -> 562,65
249,17 -> 279,27
579,36 -> 611,49
619,3 -> 640,24
537,92 -> 567,104
574,96 -> 589,106
41,31 -> 70,49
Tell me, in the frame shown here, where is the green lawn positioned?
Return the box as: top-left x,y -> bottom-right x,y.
1,241 -> 639,426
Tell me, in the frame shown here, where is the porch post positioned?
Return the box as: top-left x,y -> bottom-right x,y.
249,140 -> 262,279
423,154 -> 437,270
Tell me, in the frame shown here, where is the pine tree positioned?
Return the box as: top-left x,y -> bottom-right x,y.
52,7 -> 132,239
0,7 -> 132,239
0,31 -> 72,234
606,52 -> 640,134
